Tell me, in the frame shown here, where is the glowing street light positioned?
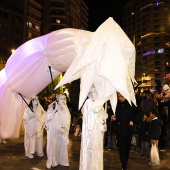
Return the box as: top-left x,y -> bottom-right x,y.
11,49 -> 15,53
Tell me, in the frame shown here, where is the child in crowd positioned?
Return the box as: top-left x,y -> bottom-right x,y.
148,109 -> 161,166
70,115 -> 78,134
74,114 -> 82,137
138,113 -> 150,159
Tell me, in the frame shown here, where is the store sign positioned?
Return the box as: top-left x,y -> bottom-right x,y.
143,48 -> 164,56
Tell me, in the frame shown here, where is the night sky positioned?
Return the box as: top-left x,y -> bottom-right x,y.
84,0 -> 127,31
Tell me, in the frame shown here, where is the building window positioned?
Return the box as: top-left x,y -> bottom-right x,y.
165,62 -> 169,66
1,36 -> 8,41
35,25 -> 40,31
27,22 -> 32,27
3,12 -> 8,19
157,48 -> 164,53
155,73 -> 161,78
0,57 -> 7,64
28,32 -> 32,38
155,67 -> 160,71
15,39 -> 20,45
56,19 -> 60,23
0,11 -> 8,19
16,17 -> 21,23
15,28 -> 20,34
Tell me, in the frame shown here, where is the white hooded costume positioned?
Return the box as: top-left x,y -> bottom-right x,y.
45,94 -> 71,169
23,96 -> 45,159
0,135 -> 7,144
79,86 -> 108,170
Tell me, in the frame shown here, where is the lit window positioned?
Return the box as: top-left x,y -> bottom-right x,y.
165,42 -> 170,47
28,32 -> 32,38
35,25 -> 40,31
56,19 -> 60,23
137,41 -> 141,45
27,22 -> 32,27
158,48 -> 164,53
0,59 -> 3,64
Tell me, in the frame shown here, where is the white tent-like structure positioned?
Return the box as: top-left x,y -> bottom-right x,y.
0,17 -> 136,139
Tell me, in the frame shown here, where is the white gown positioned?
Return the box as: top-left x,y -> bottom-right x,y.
79,98 -> 107,170
23,104 -> 45,158
45,104 -> 71,168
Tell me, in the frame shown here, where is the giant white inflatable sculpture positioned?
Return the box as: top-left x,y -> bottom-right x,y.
0,17 -> 136,138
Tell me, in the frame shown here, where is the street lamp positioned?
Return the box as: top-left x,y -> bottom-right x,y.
142,73 -> 148,84
11,49 -> 15,53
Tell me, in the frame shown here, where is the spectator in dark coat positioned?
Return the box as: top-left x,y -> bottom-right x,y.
140,90 -> 158,116
111,93 -> 144,170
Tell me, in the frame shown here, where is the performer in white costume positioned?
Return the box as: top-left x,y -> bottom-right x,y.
45,94 -> 71,169
0,122 -> 7,144
23,96 -> 45,159
79,86 -> 108,170
0,136 -> 7,144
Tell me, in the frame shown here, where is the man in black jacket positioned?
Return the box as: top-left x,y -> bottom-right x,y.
112,93 -> 144,170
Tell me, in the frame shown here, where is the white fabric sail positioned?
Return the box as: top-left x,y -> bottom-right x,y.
56,17 -> 136,113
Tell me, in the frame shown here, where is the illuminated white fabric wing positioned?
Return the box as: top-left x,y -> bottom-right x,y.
0,28 -> 92,138
56,17 -> 136,113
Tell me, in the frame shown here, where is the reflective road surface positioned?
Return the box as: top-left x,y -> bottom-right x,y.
0,132 -> 170,170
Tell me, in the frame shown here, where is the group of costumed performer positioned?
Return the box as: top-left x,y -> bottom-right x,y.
23,94 -> 71,169
13,17 -> 139,170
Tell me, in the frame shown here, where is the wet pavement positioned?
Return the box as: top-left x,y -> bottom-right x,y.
0,132 -> 170,170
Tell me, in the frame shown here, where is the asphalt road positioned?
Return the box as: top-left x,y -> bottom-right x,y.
0,132 -> 170,170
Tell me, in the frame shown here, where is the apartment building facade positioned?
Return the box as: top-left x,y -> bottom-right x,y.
0,0 -> 88,69
123,0 -> 170,88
